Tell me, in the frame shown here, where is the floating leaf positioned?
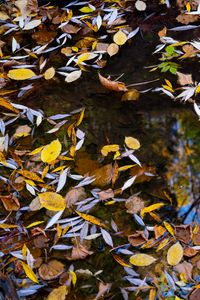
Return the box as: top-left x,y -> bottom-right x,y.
101,144 -> 119,156
76,211 -> 107,228
24,19 -> 41,30
20,261 -> 38,283
167,242 -> 183,266
107,43 -> 119,56
135,0 -> 147,11
129,254 -> 156,266
18,170 -> 43,182
41,139 -> 62,163
39,192 -> 66,211
141,203 -> 165,218
113,31 -> 127,46
121,89 -> 140,101
98,73 -> 127,92
8,69 -> 36,80
0,97 -> 19,113
39,260 -> 64,280
44,67 -> 55,80
125,137 -> 140,150
47,286 -> 68,300
65,70 -> 82,83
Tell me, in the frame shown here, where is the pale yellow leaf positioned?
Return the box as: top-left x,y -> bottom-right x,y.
47,286 -> 68,300
113,31 -> 127,46
129,253 -> 156,266
125,136 -> 140,150
44,67 -> 55,80
107,43 -> 119,57
41,139 -> 61,164
8,69 -> 36,80
167,242 -> 183,266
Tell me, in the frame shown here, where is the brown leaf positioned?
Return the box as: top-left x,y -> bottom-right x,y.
128,231 -> 148,246
0,194 -> 20,211
98,73 -> 127,92
189,288 -> 200,300
70,243 -> 93,260
158,27 -> 167,38
176,14 -> 199,25
97,188 -> 114,201
125,195 -> 145,214
192,225 -> 200,245
121,89 -> 140,101
90,164 -> 113,187
175,225 -> 192,244
65,187 -> 87,208
184,247 -> 198,258
177,72 -> 193,86
32,30 -> 57,45
62,24 -> 80,34
94,282 -> 112,300
39,260 -> 65,280
174,261 -> 193,281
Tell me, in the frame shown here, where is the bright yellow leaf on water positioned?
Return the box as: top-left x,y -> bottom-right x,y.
79,6 -> 94,13
26,221 -> 44,228
47,286 -> 68,300
41,139 -> 62,164
70,271 -> 77,286
28,146 -> 44,156
101,144 -> 119,156
195,86 -> 200,95
129,253 -> 156,266
76,211 -> 107,228
39,192 -> 66,211
18,170 -> 43,182
113,31 -> 127,46
0,97 -> 19,113
20,261 -> 38,283
77,53 -> 90,65
167,242 -> 183,266
44,67 -> 55,80
125,136 -> 140,150
8,69 -> 36,80
141,203 -> 165,218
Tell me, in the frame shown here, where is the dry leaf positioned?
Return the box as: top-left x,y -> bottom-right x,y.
90,164 -> 113,187
98,73 -> 127,92
167,242 -> 183,266
128,231 -> 148,246
97,188 -> 114,201
39,260 -> 65,280
141,203 -> 165,218
129,253 -> 156,266
101,144 -> 119,156
20,261 -> 38,283
71,243 -> 93,260
174,261 -> 193,281
177,72 -> 193,86
174,225 -> 192,244
65,187 -> 87,208
0,194 -> 20,211
107,43 -> 119,56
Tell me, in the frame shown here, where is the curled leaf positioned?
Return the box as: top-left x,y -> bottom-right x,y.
98,73 -> 127,92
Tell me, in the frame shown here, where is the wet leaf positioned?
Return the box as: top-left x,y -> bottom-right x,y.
39,192 -> 66,211
141,203 -> 165,218
121,89 -> 140,101
39,260 -> 65,280
44,67 -> 55,80
20,261 -> 38,283
113,31 -> 127,46
125,137 -> 140,150
101,144 -> 119,156
129,254 -> 156,266
76,211 -> 107,228
65,187 -> 87,208
0,98 -> 19,113
18,170 -> 43,182
98,73 -> 127,92
107,43 -> 119,56
47,286 -> 68,300
125,195 -> 145,214
7,69 -> 36,80
41,139 -> 62,164
167,242 -> 183,266
135,0 -> 147,11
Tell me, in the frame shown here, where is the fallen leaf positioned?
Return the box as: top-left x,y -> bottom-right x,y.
107,43 -> 119,56
8,69 -> 36,80
98,73 -> 127,92
41,139 -> 62,164
167,242 -> 183,266
97,189 -> 114,201
101,144 -> 119,156
65,187 -> 87,208
113,31 -> 127,46
135,0 -> 147,11
47,286 -> 68,300
65,70 -> 82,83
174,261 -> 193,281
125,195 -> 145,214
90,164 -> 113,187
129,253 -> 156,266
76,211 -> 107,228
0,97 -> 19,113
39,192 -> 66,211
18,170 -> 43,182
0,194 -> 20,211
128,231 -> 148,246
20,261 -> 38,283
125,136 -> 140,150
39,260 -> 65,280
177,72 -> 193,86
141,203 -> 165,218
175,225 -> 192,244
44,67 -> 55,80
121,89 -> 140,101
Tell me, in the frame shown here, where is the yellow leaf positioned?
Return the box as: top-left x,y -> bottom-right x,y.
125,136 -> 140,150
149,288 -> 156,300
118,164 -> 135,172
70,271 -> 77,286
112,254 -> 131,268
22,244 -> 27,258
76,211 -> 107,228
18,170 -> 43,182
141,203 -> 165,218
20,261 -> 38,283
44,67 -> 55,80
0,97 -> 19,113
129,254 -> 156,267
195,86 -> 200,95
77,53 -> 90,65
28,146 -> 44,156
186,2 -> 191,12
26,221 -> 44,228
41,139 -> 62,164
167,242 -> 183,266
101,144 -> 119,156
8,69 -> 36,80
79,6 -> 94,13
163,221 -> 175,236
0,224 -> 17,229
47,286 -> 68,300
113,31 -> 127,46
156,238 -> 169,252
39,192 -> 66,211
107,43 -> 119,57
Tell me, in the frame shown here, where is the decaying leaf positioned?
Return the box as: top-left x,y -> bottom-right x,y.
167,242 -> 183,266
44,67 -> 55,80
98,73 -> 127,92
125,195 -> 145,214
177,72 -> 193,86
128,231 -> 148,246
174,261 -> 193,281
90,164 -> 113,187
129,253 -> 156,266
0,194 -> 20,211
20,261 -> 38,283
141,203 -> 165,218
65,187 -> 87,208
39,260 -> 65,280
101,144 -> 119,156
